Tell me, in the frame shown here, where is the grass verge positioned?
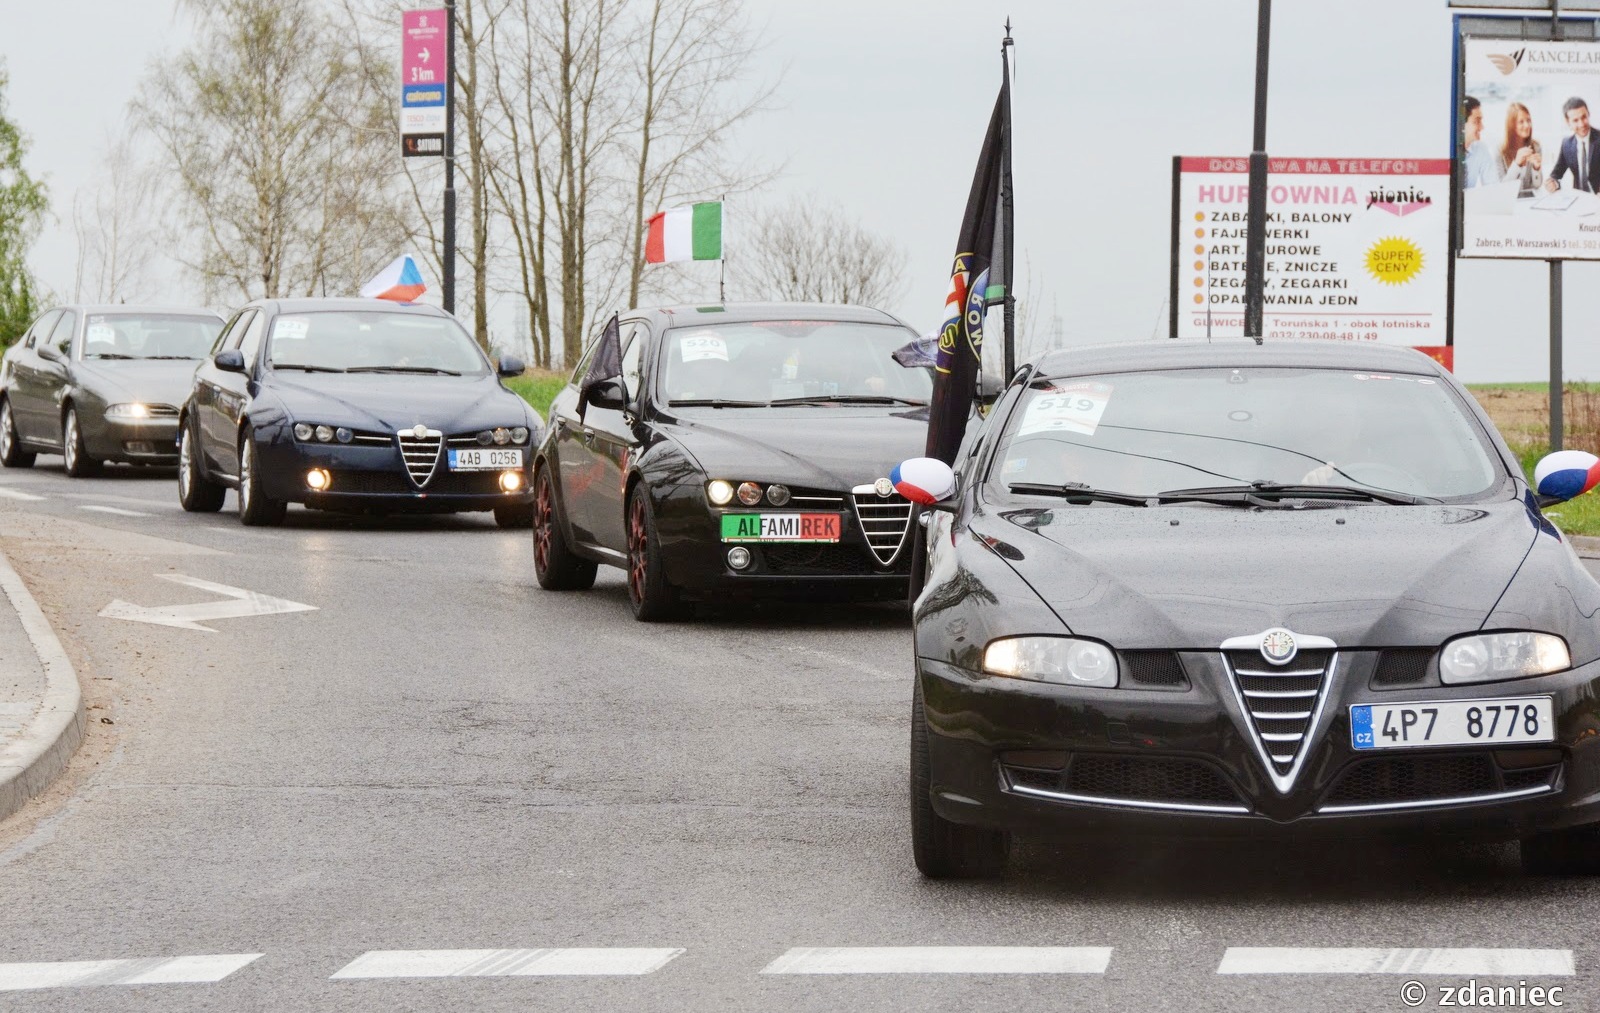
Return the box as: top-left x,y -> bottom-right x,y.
503,369 -> 567,420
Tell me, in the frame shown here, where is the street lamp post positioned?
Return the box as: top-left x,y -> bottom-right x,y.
1243,0 -> 1272,340
442,0 -> 457,316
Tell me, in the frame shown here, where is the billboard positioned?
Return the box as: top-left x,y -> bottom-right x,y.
1172,158 -> 1450,346
401,9 -> 448,157
1460,37 -> 1600,259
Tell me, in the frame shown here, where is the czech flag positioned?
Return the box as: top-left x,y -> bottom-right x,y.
360,254 -> 426,302
891,457 -> 957,505
1534,449 -> 1600,502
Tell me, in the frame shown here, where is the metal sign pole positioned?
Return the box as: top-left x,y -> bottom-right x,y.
1243,0 -> 1272,341
442,0 -> 457,315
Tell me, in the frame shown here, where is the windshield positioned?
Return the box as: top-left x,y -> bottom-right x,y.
265,311 -> 488,375
659,320 -> 932,404
82,313 -> 222,360
991,367 -> 1503,501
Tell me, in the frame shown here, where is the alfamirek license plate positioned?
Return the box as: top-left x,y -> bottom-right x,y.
720,513 -> 842,542
1350,697 -> 1554,750
448,448 -> 524,471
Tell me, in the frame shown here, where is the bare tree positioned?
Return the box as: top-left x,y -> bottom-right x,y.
134,0 -> 412,303
71,132 -> 158,303
736,196 -> 907,308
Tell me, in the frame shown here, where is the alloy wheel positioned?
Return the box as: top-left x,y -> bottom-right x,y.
534,478 -> 553,573
178,432 -> 192,499
63,412 -> 78,471
627,496 -> 648,605
240,441 -> 253,512
1,403 -> 13,460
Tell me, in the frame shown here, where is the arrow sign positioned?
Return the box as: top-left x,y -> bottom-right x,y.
99,575 -> 318,633
419,46 -> 430,62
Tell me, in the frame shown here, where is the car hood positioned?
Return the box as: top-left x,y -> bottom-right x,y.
269,373 -> 535,434
975,499 -> 1541,649
76,360 -> 201,409
661,406 -> 928,490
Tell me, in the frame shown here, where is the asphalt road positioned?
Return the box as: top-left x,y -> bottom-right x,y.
0,460 -> 1596,1011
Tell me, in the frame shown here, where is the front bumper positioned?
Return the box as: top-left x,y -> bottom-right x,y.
258,435 -> 533,512
917,652 -> 1600,841
87,416 -> 180,463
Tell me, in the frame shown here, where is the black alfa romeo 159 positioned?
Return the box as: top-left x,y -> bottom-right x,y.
907,340 -> 1600,877
533,303 -> 931,620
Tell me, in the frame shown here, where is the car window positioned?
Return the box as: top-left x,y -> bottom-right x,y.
23,310 -> 61,350
989,367 -> 1501,502
659,320 -> 931,404
221,311 -> 255,352
235,311 -> 267,371
569,329 -> 603,385
621,323 -> 645,399
83,313 -> 223,361
264,310 -> 489,374
48,311 -> 77,355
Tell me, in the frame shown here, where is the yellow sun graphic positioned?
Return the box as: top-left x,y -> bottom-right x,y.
1365,236 -> 1424,286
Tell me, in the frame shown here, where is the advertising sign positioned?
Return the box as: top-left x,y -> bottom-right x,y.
401,9 -> 447,157
1173,158 -> 1450,346
1460,37 -> 1600,259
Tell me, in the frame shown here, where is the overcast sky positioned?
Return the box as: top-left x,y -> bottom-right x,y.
3,0 -> 1597,381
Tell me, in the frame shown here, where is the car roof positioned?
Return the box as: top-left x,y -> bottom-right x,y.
627,302 -> 909,328
250,298 -> 450,316
1031,339 -> 1450,378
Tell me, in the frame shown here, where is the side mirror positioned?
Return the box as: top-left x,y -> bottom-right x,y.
583,376 -> 627,412
213,349 -> 247,373
497,355 -> 526,378
892,457 -> 959,511
37,344 -> 63,363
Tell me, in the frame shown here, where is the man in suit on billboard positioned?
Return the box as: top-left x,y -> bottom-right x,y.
1545,97 -> 1600,194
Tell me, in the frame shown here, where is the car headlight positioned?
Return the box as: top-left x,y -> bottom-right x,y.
1439,632 -> 1570,685
706,479 -> 734,506
315,425 -> 334,443
105,403 -> 150,418
512,426 -> 529,444
983,636 -> 1118,687
293,423 -> 314,441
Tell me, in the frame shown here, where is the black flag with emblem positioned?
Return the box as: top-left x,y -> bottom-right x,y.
577,313 -> 623,420
925,71 -> 1011,465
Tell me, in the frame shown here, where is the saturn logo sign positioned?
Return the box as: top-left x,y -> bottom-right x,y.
1260,628 -> 1299,666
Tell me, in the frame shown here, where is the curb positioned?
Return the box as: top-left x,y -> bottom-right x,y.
0,549 -> 85,823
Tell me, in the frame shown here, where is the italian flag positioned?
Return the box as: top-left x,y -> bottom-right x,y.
645,201 -> 722,263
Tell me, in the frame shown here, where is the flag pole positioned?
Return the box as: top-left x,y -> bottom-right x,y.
1000,22 -> 1016,382
719,194 -> 727,304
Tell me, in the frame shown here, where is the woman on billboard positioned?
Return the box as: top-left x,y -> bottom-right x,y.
1500,102 -> 1544,197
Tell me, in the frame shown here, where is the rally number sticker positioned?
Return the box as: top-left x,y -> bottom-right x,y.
1018,382 -> 1113,437
680,334 -> 728,362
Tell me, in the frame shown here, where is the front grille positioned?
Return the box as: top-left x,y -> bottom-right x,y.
1373,648 -> 1433,687
397,430 -> 442,487
1066,754 -> 1241,805
326,469 -> 504,496
763,544 -> 880,575
1225,649 -> 1332,777
1324,753 -> 1561,808
850,486 -> 913,565
1121,651 -> 1188,688
144,404 -> 180,418
351,431 -> 394,447
787,489 -> 846,509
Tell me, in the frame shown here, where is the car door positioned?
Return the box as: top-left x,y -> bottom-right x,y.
7,309 -> 61,441
29,310 -> 77,447
551,329 -> 610,548
194,309 -> 256,476
578,321 -> 648,551
207,309 -> 266,478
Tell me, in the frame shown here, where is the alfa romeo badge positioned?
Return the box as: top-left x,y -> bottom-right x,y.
1259,628 -> 1298,666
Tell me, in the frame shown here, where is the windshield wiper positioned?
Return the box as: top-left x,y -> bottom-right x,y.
144,355 -> 200,360
346,365 -> 461,376
1009,482 -> 1151,506
767,394 -> 928,406
1155,482 -> 1431,506
667,398 -> 769,407
272,363 -> 348,373
85,352 -> 133,360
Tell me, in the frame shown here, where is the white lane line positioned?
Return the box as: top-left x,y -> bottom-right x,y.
1217,948 -> 1574,976
760,947 -> 1113,974
0,954 -> 262,991
0,488 -> 44,501
79,505 -> 151,518
331,948 -> 685,979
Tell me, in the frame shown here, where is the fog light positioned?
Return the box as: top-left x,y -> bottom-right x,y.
499,470 -> 523,492
305,468 -> 330,491
707,479 -> 734,505
737,481 -> 763,506
315,425 -> 334,442
727,546 -> 752,570
293,423 -> 313,441
767,484 -> 791,506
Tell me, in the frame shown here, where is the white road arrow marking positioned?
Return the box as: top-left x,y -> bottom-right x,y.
98,574 -> 317,633
79,505 -> 151,518
0,488 -> 44,501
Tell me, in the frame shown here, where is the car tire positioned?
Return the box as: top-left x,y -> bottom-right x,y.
177,418 -> 225,513
62,407 -> 101,478
532,468 -> 598,591
0,400 -> 34,469
1521,825 -> 1600,875
494,502 -> 535,529
911,679 -> 1008,879
237,433 -> 287,527
625,483 -> 686,622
